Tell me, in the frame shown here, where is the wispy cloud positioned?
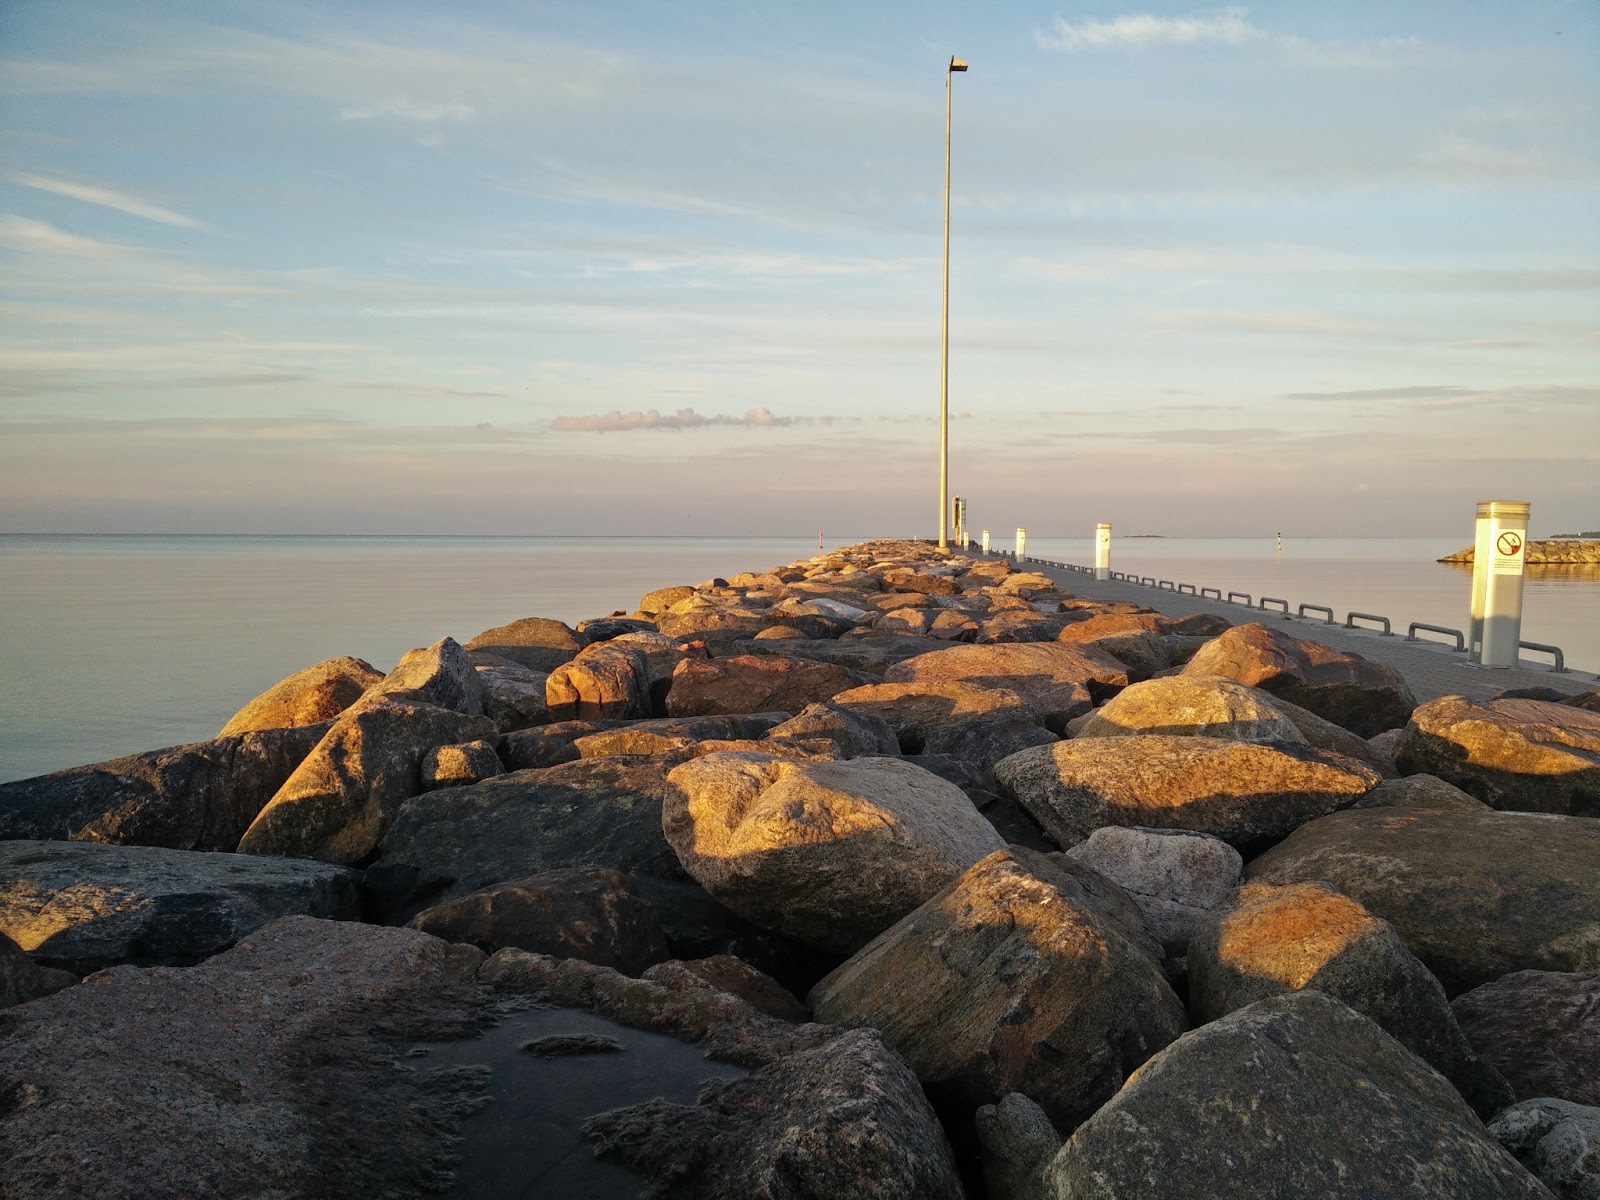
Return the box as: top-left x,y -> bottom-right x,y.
9,173 -> 202,229
340,98 -> 474,122
1036,7 -> 1264,52
550,406 -> 852,432
0,214 -> 116,256
1284,384 -> 1600,410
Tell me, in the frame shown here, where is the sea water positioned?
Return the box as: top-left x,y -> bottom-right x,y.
2,534 -> 1595,783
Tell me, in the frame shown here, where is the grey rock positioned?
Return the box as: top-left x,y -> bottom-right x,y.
1355,772 -> 1492,812
763,701 -> 901,757
884,641 -> 1130,733
1246,806 -> 1600,994
0,930 -> 75,1008
1072,673 -> 1305,742
809,847 -> 1185,1133
217,655 -> 383,737
364,636 -> 484,716
1188,880 -> 1514,1118
420,739 -> 503,789
664,753 -> 1005,954
472,660 -> 551,732
0,840 -> 359,973
464,615 -> 584,673
365,755 -> 688,920
583,1028 -> 965,1200
976,1093 -> 1062,1200
1453,971 -> 1600,1106
0,724 -> 328,851
1490,1098 -> 1600,1200
1046,991 -> 1553,1199
0,916 -> 490,1200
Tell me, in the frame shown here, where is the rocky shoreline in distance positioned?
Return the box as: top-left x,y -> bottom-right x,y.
1438,538 -> 1600,564
3,538 -> 1598,1199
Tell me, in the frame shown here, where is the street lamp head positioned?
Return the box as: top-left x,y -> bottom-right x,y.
949,56 -> 968,72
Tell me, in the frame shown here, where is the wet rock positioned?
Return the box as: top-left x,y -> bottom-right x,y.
1188,881 -> 1513,1118
1182,621 -> 1417,736
809,847 -> 1184,1133
465,615 -> 584,673
663,752 -> 1005,954
365,755 -> 688,920
1072,674 -> 1306,743
0,840 -> 358,974
409,867 -> 671,976
665,653 -> 870,718
884,642 -> 1129,733
420,739 -> 503,789
1489,1098 -> 1600,1200
1046,990 -> 1552,1199
0,724 -> 328,852
976,1093 -> 1061,1200
1064,826 -> 1241,964
472,660 -> 551,732
0,916 -> 491,1200
583,1028 -> 965,1200
1394,695 -> 1600,817
0,930 -> 75,1008
217,655 -> 384,736
995,735 -> 1379,851
237,699 -> 496,866
1247,806 -> 1600,994
653,955 -> 810,1023
764,701 -> 900,757
1452,971 -> 1600,1106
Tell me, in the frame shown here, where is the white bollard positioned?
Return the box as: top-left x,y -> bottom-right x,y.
1094,522 -> 1112,581
1015,527 -> 1027,559
981,529 -> 990,554
1468,500 -> 1529,668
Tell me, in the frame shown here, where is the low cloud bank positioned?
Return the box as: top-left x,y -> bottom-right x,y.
551,406 -> 850,432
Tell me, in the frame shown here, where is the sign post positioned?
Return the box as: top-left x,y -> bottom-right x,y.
1015,527 -> 1027,559
981,528 -> 990,554
1468,500 -> 1530,668
1094,523 -> 1112,581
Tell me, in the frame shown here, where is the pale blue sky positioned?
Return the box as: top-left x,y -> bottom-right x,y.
2,1 -> 1596,536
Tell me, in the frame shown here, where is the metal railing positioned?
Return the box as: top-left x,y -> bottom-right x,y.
1259,596 -> 1291,616
1298,602 -> 1335,625
1200,587 -> 1222,600
1407,622 -> 1466,652
1519,641 -> 1567,672
1346,611 -> 1393,636
1227,591 -> 1252,606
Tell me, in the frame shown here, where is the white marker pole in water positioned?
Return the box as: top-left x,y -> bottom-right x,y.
1468,500 -> 1530,668
981,529 -> 990,554
1094,523 -> 1112,581
1015,527 -> 1027,559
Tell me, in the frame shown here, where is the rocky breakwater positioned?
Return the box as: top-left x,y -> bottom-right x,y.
3,539 -> 1598,1199
1440,538 -> 1600,565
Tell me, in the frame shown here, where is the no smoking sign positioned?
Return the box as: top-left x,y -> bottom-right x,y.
1491,528 -> 1527,575
1496,531 -> 1523,557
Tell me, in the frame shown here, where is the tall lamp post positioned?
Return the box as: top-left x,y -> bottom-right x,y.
938,54 -> 967,552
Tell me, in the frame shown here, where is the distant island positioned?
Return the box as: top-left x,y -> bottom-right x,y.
1123,534 -> 1165,539
1553,531 -> 1600,539
1438,539 -> 1600,565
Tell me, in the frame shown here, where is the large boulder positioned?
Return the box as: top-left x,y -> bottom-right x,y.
884,642 -> 1130,733
0,725 -> 328,852
1187,881 -> 1513,1118
1452,971 -> 1600,1106
764,702 -> 900,758
472,660 -> 551,732
1064,827 -> 1241,965
464,614 -> 584,673
570,714 -> 789,759
1181,622 -> 1417,737
408,867 -> 671,976
1247,806 -> 1600,994
1394,696 -> 1600,817
663,753 -> 1005,954
362,636 -> 483,715
808,848 -> 1185,1133
994,735 -> 1380,851
364,755 -> 688,919
0,840 -> 358,974
975,1093 -> 1062,1200
583,1029 -> 965,1200
545,639 -> 655,722
665,653 -> 870,718
0,931 -> 75,1008
237,700 -> 496,865
1045,991 -> 1552,1199
1489,1098 -> 1600,1200
217,655 -> 384,736
1072,674 -> 1305,743
832,679 -> 1042,753
0,916 -> 491,1200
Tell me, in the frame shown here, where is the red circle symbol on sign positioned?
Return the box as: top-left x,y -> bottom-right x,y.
1496,532 -> 1523,556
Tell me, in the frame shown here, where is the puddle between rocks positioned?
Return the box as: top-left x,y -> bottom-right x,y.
410,1005 -> 746,1199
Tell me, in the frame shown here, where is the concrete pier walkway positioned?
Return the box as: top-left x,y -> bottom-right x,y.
1003,555 -> 1598,705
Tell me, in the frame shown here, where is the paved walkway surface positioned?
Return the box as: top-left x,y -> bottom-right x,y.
1001,555 -> 1599,704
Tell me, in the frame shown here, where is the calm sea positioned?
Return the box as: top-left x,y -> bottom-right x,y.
2,534 -> 1595,783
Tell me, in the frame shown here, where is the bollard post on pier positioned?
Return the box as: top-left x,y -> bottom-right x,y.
1015,527 -> 1027,559
1468,500 -> 1530,668
1094,523 -> 1111,581
981,529 -> 990,554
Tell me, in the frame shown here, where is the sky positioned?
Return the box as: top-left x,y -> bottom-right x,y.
1,1 -> 1596,537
